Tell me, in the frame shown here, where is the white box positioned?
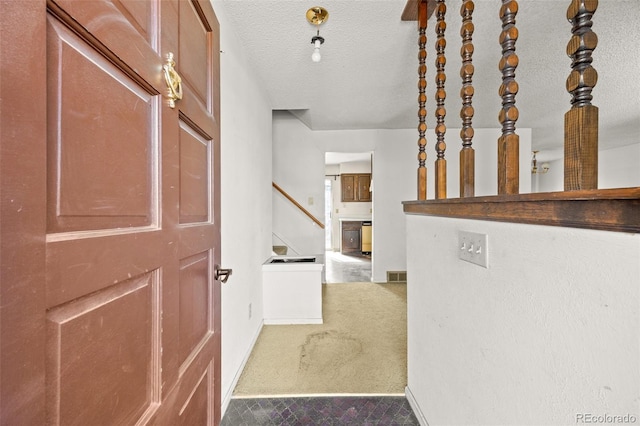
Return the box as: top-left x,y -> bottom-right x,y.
262,255 -> 324,324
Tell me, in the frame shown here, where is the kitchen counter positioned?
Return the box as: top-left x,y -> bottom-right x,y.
338,217 -> 371,222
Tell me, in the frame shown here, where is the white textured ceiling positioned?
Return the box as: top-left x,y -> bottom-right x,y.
218,0 -> 639,160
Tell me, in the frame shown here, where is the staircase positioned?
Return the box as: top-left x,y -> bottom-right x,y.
272,230 -> 301,256
272,245 -> 288,255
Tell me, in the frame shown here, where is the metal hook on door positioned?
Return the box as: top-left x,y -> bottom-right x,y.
214,265 -> 233,283
162,52 -> 183,108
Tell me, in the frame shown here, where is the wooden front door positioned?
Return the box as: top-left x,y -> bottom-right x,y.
1,0 -> 223,424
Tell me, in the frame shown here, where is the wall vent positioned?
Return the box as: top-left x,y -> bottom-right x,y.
386,271 -> 407,283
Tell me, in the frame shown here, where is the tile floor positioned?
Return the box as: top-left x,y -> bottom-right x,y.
221,396 -> 419,425
324,251 -> 372,283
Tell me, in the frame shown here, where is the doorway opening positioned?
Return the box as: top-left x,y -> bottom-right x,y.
324,178 -> 332,250
324,151 -> 373,283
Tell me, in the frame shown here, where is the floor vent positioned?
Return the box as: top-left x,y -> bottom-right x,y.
386,271 -> 407,283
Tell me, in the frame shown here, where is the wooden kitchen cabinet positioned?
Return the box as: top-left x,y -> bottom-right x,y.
357,174 -> 371,202
341,221 -> 362,254
341,173 -> 371,202
341,174 -> 356,202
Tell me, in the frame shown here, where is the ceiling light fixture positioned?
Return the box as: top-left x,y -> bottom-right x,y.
306,6 -> 329,63
531,151 -> 550,174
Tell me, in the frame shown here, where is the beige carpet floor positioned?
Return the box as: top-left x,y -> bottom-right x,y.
233,282 -> 407,396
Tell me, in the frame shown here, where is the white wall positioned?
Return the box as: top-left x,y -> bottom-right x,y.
272,111 -> 325,255
339,161 -> 371,174
535,143 -> 640,192
325,164 -> 340,176
533,157 -> 563,193
214,1 -> 273,413
406,215 -> 640,425
599,144 -> 640,188
367,130 -> 416,282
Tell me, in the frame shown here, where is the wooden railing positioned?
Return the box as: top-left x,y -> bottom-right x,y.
402,0 -> 639,234
564,0 -> 599,191
272,182 -> 325,229
497,0 -> 520,195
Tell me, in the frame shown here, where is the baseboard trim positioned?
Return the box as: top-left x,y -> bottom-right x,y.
231,392 -> 406,399
263,318 -> 323,325
221,319 -> 264,416
405,385 -> 430,426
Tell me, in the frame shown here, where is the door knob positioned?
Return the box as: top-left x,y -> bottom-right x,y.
214,265 -> 232,283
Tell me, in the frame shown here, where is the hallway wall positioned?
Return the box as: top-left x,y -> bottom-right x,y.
272,111 -> 325,255
536,143 -> 640,192
406,215 -> 639,425
214,1 -> 273,413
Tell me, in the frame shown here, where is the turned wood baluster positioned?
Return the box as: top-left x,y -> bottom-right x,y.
417,0 -> 428,200
497,0 -> 520,195
459,0 -> 475,198
434,0 -> 447,199
565,0 -> 598,190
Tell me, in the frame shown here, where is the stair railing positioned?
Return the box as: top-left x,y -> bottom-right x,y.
272,182 -> 325,229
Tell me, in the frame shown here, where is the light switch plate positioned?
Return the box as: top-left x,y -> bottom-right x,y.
458,231 -> 489,268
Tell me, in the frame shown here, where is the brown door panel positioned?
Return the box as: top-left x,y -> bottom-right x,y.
46,16 -> 158,234
178,1 -> 212,109
178,120 -> 213,224
149,338 -> 218,424
0,0 -> 222,425
178,251 -> 213,365
48,0 -> 163,93
45,230 -> 165,308
45,272 -> 160,426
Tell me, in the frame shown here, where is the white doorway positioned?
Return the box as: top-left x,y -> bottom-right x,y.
324,178 -> 332,250
324,152 -> 373,282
